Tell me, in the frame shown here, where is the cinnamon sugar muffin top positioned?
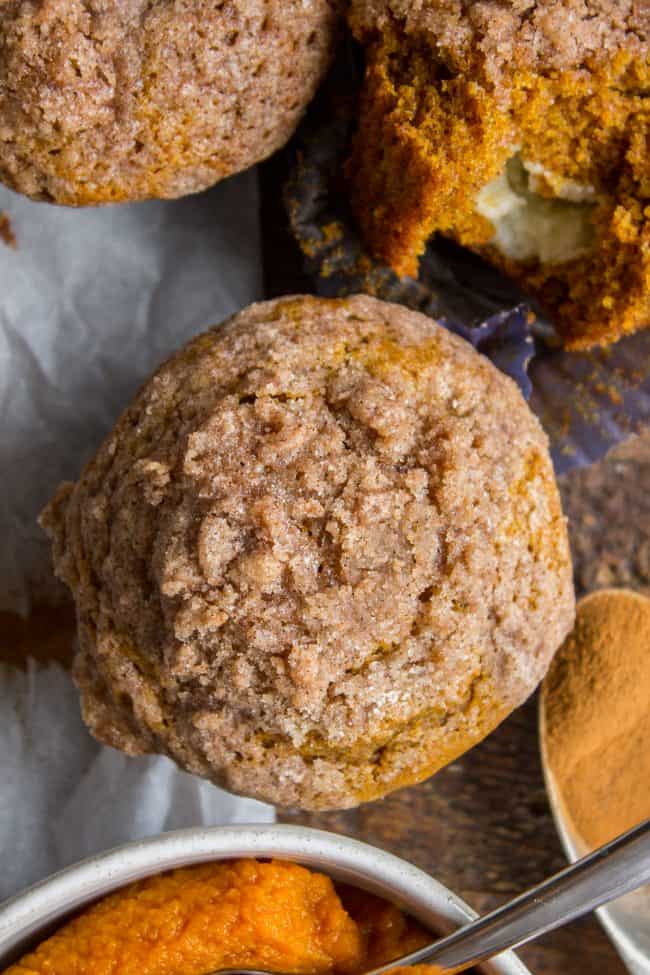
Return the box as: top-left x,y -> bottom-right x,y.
0,0 -> 340,205
41,295 -> 574,809
350,0 -> 647,90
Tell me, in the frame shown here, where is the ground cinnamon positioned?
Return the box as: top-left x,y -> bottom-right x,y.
542,588 -> 650,849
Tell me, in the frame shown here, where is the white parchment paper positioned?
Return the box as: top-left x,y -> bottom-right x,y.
0,172 -> 276,900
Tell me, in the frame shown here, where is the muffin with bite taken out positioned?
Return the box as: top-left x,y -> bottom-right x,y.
347,0 -> 649,349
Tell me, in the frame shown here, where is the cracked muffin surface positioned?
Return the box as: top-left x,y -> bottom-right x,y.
348,0 -> 649,349
0,0 -> 340,204
41,295 -> 574,809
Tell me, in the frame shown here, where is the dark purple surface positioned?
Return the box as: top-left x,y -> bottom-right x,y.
530,330 -> 650,474
445,306 -> 536,401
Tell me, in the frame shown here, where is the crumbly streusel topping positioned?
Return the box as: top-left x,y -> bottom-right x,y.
0,0 -> 340,204
42,296 -> 574,808
350,0 -> 647,87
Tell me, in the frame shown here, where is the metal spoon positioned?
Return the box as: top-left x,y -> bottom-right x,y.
207,818 -> 650,975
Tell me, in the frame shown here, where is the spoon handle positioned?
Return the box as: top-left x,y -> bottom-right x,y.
369,818 -> 650,975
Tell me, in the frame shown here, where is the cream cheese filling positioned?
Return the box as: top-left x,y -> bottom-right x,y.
476,155 -> 597,265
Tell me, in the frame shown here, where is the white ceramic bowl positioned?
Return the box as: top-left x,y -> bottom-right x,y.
0,825 -> 531,973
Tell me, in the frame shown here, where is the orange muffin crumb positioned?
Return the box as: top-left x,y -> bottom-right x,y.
4,860 -> 432,975
348,2 -> 649,349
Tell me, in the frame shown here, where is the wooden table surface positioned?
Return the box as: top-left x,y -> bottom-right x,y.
261,156 -> 650,975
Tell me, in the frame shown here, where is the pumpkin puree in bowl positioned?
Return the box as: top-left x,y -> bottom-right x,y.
4,859 -> 447,975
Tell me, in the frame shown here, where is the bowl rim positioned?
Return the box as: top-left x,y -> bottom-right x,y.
0,823 -> 531,974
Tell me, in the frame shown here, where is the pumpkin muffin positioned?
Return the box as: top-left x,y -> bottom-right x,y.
41,295 -> 574,810
347,0 -> 649,349
0,0 -> 340,205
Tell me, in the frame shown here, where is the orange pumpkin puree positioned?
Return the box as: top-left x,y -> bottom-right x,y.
4,859 -> 435,975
